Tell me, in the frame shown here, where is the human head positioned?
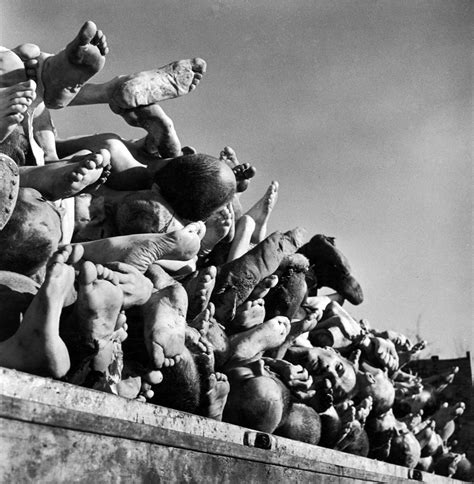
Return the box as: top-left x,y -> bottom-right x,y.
356,363 -> 395,416
304,346 -> 358,402
154,153 -> 236,221
114,189 -> 183,235
0,188 -> 62,277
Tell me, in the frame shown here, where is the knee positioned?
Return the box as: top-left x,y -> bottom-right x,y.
95,133 -> 127,155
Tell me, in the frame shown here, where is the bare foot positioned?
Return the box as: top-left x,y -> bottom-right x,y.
80,221 -> 206,272
199,205 -> 233,256
103,261 -> 153,309
229,298 -> 266,333
142,264 -> 187,369
19,149 -> 111,200
211,227 -> 306,323
204,373 -> 230,421
75,260 -> 125,372
114,103 -> 181,158
185,265 -> 217,320
219,146 -> 256,193
0,47 -> 29,86
248,274 -> 279,300
228,316 -> 290,363
0,245 -> 83,378
110,58 -> 206,110
0,80 -> 36,142
246,181 -> 279,244
41,21 -> 108,108
12,43 -> 41,82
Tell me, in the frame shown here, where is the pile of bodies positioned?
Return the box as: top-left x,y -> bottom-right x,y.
0,21 -> 471,481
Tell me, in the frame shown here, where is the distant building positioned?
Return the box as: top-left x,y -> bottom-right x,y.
407,352 -> 473,464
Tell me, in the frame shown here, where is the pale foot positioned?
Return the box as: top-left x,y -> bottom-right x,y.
114,103 -> 181,158
142,265 -> 187,369
189,303 -> 230,368
199,204 -> 233,256
228,316 -> 290,363
12,43 -> 41,81
229,298 -> 266,333
246,181 -> 279,244
185,265 -> 217,320
0,245 -> 83,378
0,80 -> 36,142
0,47 -> 27,86
123,221 -> 205,272
75,260 -> 124,372
103,261 -> 153,309
41,21 -> 108,108
219,146 -> 256,193
19,149 -> 111,200
110,57 -> 206,110
204,373 -> 230,421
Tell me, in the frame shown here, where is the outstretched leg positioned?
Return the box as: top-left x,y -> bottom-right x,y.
0,245 -> 83,378
40,20 -> 108,108
79,221 -> 206,272
246,180 -> 279,244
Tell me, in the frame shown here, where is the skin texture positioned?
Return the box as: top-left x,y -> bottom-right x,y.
211,228 -> 307,324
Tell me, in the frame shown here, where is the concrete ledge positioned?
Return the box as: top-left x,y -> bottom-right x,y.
0,368 -> 464,483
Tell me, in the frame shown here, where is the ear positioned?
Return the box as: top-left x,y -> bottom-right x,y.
365,372 -> 376,384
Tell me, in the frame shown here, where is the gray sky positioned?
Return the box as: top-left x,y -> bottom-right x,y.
2,0 -> 471,358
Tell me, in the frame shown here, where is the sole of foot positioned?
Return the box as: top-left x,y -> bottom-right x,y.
110,57 -> 207,110
41,20 -> 108,109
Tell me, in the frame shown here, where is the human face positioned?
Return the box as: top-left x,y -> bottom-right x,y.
17,188 -> 63,248
305,347 -> 357,401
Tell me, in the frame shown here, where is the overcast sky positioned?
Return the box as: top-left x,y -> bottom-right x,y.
2,0 -> 471,358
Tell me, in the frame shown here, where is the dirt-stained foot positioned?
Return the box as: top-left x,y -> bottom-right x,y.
228,316 -> 290,363
211,227 -> 306,324
40,21 -> 108,108
75,260 -> 125,373
204,373 -> 230,421
246,181 -> 279,244
123,221 -> 205,272
0,245 -> 83,378
110,57 -> 206,110
80,221 -> 206,273
199,204 -> 233,257
113,103 -> 181,158
0,80 -> 36,142
185,265 -> 217,320
229,298 -> 266,333
219,146 -> 256,193
142,264 -> 187,370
